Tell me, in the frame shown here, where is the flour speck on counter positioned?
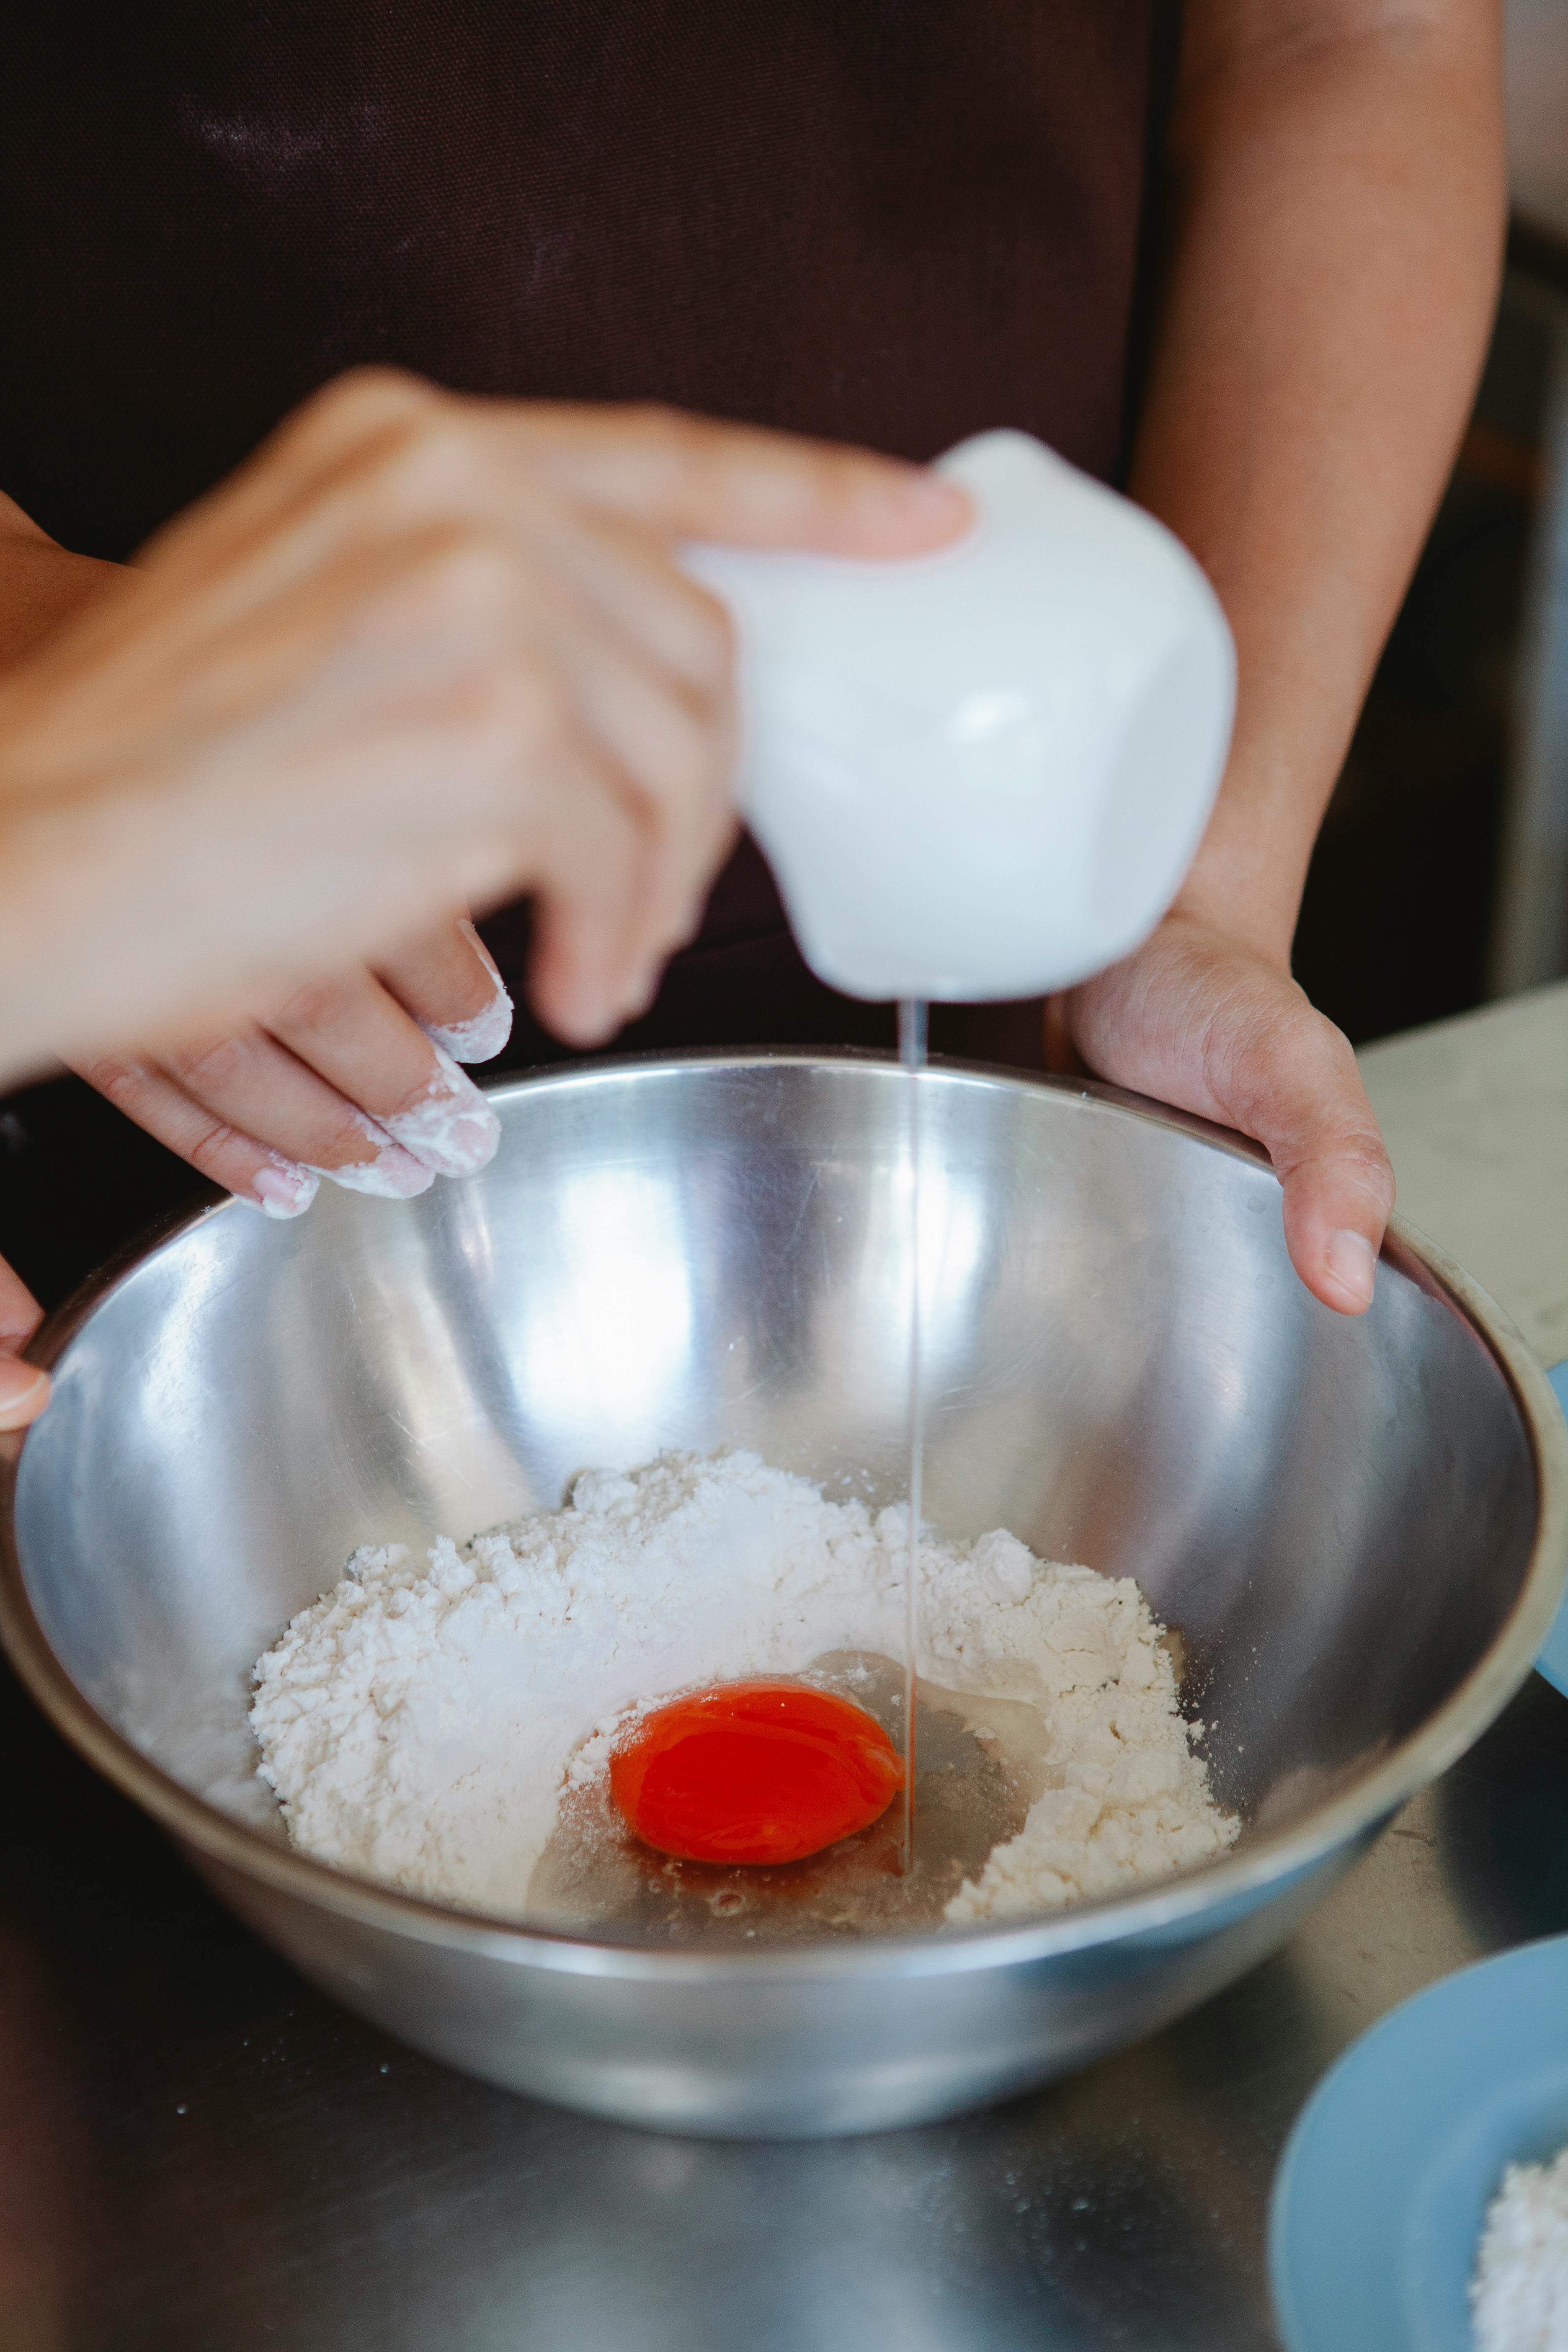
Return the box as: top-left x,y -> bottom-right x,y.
249,1451 -> 1236,1928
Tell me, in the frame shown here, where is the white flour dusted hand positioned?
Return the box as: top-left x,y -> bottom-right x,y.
72,919 -> 515,1212
0,371 -> 967,1147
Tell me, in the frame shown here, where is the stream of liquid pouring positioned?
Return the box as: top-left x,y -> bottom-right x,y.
897,997 -> 928,1873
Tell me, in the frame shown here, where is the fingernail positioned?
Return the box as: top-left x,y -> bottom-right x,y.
1326,1228 -> 1377,1310
0,1359 -> 48,1431
421,995 -> 513,1065
248,1162 -> 320,1220
380,1048 -> 501,1179
309,1119 -> 435,1199
421,929 -> 514,1065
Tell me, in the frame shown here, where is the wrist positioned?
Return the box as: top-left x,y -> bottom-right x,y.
1167,870 -> 1296,973
1168,734 -> 1327,973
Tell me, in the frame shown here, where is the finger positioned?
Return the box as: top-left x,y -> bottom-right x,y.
263,967 -> 500,1178
376,916 -> 514,1064
551,619 -> 736,959
498,404 -> 973,557
528,893 -> 650,1044
1259,1044 -> 1394,1318
258,382 -> 967,562
1065,922 -> 1394,1319
150,1027 -> 434,1198
0,1256 -> 48,1433
0,1356 -> 48,1431
470,653 -> 664,1043
1210,1003 -> 1395,1318
74,1052 -> 321,1217
510,503 -> 736,702
0,1255 -> 42,1351
525,761 -> 658,1045
159,372 -> 971,577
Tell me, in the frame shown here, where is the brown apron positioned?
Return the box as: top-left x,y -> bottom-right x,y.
0,0 -> 1177,1290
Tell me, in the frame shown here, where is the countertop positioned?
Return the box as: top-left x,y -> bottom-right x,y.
1360,977 -> 1568,1362
4,990 -> 1568,2352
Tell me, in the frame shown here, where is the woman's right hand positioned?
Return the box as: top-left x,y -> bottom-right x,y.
0,372 -> 968,1086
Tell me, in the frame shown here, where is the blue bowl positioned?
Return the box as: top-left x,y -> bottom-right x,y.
1270,1933 -> 1568,2349
1537,1362 -> 1568,1700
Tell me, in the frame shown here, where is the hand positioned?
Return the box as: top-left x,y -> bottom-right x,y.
0,1255 -> 46,1430
1051,908 -> 1395,1316
0,371 -> 969,1087
74,917 -> 513,1212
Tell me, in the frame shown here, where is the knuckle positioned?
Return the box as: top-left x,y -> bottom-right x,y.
182,1117 -> 246,1181
270,975 -> 356,1036
376,412 -> 484,513
384,1063 -> 449,1121
164,1033 -> 254,1096
1338,1134 -> 1396,1202
80,1051 -> 154,1103
330,364 -> 431,412
331,362 -> 430,409
377,529 -> 519,645
292,366 -> 433,454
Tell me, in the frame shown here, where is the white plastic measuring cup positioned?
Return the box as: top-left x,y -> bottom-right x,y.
686,429 -> 1236,1003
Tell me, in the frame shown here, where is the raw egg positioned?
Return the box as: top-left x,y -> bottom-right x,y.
609,1680 -> 905,1865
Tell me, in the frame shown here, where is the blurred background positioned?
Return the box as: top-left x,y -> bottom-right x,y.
1297,0 -> 1568,1043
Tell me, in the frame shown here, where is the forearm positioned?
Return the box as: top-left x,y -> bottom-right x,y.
0,490 -> 122,674
1132,0 -> 1505,961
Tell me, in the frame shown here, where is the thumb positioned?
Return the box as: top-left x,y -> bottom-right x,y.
1230,1009 -> 1395,1317
0,1256 -> 48,1431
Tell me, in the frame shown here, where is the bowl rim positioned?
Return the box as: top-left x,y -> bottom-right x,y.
2,1047 -> 1564,1986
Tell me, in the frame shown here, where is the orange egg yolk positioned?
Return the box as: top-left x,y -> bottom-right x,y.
609,1681 -> 906,1866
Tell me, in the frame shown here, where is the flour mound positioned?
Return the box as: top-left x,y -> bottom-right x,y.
249,1450 -> 1236,1926
1472,2148 -> 1568,2351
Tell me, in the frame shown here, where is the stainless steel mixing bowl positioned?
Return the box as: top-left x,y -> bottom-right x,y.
2,1055 -> 1565,2139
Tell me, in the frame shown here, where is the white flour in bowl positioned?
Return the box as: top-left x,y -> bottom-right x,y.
1472,2148 -> 1568,2350
249,1449 -> 1236,1926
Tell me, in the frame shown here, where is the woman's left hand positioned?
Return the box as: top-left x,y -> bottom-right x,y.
72,916 -> 514,1216
1052,908 -> 1395,1317
0,1256 -> 47,1429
